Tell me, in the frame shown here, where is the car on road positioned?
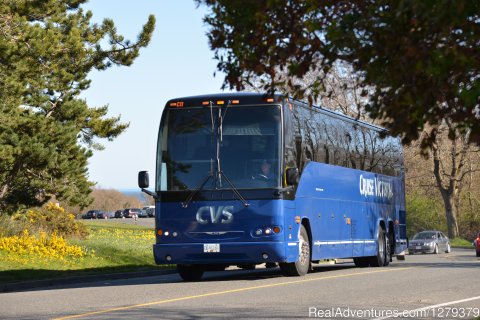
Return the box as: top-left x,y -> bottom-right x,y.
408,230 -> 451,254
122,208 -> 142,218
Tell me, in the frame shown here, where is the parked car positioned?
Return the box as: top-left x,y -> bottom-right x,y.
82,210 -> 104,219
138,209 -> 148,218
474,233 -> 480,257
96,211 -> 108,219
408,230 -> 451,254
114,210 -> 123,218
142,206 -> 155,217
122,208 -> 142,218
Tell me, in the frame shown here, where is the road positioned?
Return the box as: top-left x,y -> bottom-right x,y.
1,249 -> 479,319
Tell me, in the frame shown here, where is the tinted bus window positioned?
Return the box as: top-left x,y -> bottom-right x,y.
159,105 -> 282,190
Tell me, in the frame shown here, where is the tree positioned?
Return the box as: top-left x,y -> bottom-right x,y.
0,0 -> 155,212
196,0 -> 480,147
81,188 -> 144,213
405,124 -> 480,238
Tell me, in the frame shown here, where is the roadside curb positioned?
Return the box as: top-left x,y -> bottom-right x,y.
0,269 -> 177,293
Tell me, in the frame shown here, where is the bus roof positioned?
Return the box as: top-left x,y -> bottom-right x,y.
165,92 -> 388,134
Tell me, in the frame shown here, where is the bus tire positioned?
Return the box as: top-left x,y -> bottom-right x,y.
279,225 -> 310,276
177,264 -> 204,281
369,227 -> 386,267
384,230 -> 392,266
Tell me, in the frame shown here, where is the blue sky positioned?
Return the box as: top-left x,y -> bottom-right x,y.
82,1 -> 229,189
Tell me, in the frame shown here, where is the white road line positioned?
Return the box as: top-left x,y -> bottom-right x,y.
372,295 -> 480,320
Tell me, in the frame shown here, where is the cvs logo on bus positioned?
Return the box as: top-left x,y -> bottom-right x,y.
196,206 -> 234,224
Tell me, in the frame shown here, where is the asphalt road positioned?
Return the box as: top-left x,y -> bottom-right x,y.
1,249 -> 479,320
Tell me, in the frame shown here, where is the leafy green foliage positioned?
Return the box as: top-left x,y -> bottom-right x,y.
197,0 -> 480,146
0,1 -> 155,211
406,193 -> 447,238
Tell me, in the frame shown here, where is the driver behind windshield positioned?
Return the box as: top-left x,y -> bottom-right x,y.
254,159 -> 274,180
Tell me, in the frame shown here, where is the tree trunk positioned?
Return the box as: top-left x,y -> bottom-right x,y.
440,191 -> 459,238
432,136 -> 460,239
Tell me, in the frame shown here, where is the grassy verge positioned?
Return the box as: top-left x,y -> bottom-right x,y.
450,238 -> 474,249
0,220 -> 171,284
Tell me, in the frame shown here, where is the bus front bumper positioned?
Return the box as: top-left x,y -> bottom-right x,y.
153,241 -> 296,265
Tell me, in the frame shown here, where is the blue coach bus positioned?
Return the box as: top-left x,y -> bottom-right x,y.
138,93 -> 407,281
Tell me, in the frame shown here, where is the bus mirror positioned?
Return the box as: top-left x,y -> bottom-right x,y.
285,167 -> 299,186
138,171 -> 149,189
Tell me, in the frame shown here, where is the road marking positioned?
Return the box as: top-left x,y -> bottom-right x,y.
372,295 -> 480,320
53,266 -> 417,320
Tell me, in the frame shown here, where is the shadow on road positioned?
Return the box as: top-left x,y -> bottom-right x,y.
3,249 -> 478,294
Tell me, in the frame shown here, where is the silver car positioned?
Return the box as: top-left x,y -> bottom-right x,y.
408,231 -> 451,254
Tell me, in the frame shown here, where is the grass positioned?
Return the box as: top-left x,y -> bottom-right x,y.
450,238 -> 475,249
0,220 -> 172,284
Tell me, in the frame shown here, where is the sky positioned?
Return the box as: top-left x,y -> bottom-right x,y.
81,1 -> 229,190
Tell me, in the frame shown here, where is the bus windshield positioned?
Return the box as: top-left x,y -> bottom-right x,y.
158,105 -> 281,191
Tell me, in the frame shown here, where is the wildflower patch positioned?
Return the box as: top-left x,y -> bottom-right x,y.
0,229 -> 91,261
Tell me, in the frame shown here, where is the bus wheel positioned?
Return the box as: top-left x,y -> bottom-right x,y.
280,225 -> 310,276
353,257 -> 369,267
177,264 -> 204,281
384,231 -> 392,266
369,227 -> 386,267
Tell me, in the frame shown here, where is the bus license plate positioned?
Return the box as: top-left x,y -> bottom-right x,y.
204,244 -> 220,253
415,246 -> 421,249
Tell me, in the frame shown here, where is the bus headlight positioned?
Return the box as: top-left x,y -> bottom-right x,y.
252,226 -> 281,237
157,229 -> 178,238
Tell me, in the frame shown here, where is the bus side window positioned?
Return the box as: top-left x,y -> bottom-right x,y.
283,102 -> 297,170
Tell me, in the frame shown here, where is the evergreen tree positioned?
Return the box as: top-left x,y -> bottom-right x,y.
0,0 -> 155,212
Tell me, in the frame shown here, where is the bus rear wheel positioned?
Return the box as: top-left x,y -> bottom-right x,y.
280,225 -> 310,276
177,264 -> 204,281
369,227 -> 386,267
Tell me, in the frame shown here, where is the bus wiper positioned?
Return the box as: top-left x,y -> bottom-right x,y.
216,170 -> 249,207
215,100 -> 249,207
182,173 -> 213,208
181,100 -> 216,209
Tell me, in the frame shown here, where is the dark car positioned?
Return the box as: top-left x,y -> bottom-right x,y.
408,231 -> 451,254
122,208 -> 142,218
114,210 -> 123,218
96,211 -> 108,219
82,210 -> 104,219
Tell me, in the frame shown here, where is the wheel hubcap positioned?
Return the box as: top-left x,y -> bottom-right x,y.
299,235 -> 309,265
379,233 -> 385,257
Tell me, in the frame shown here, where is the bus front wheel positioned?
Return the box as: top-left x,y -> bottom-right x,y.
177,264 -> 204,281
280,225 -> 310,276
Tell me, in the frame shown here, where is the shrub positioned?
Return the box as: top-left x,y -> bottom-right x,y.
0,213 -> 27,237
12,202 -> 88,239
0,229 -> 89,260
